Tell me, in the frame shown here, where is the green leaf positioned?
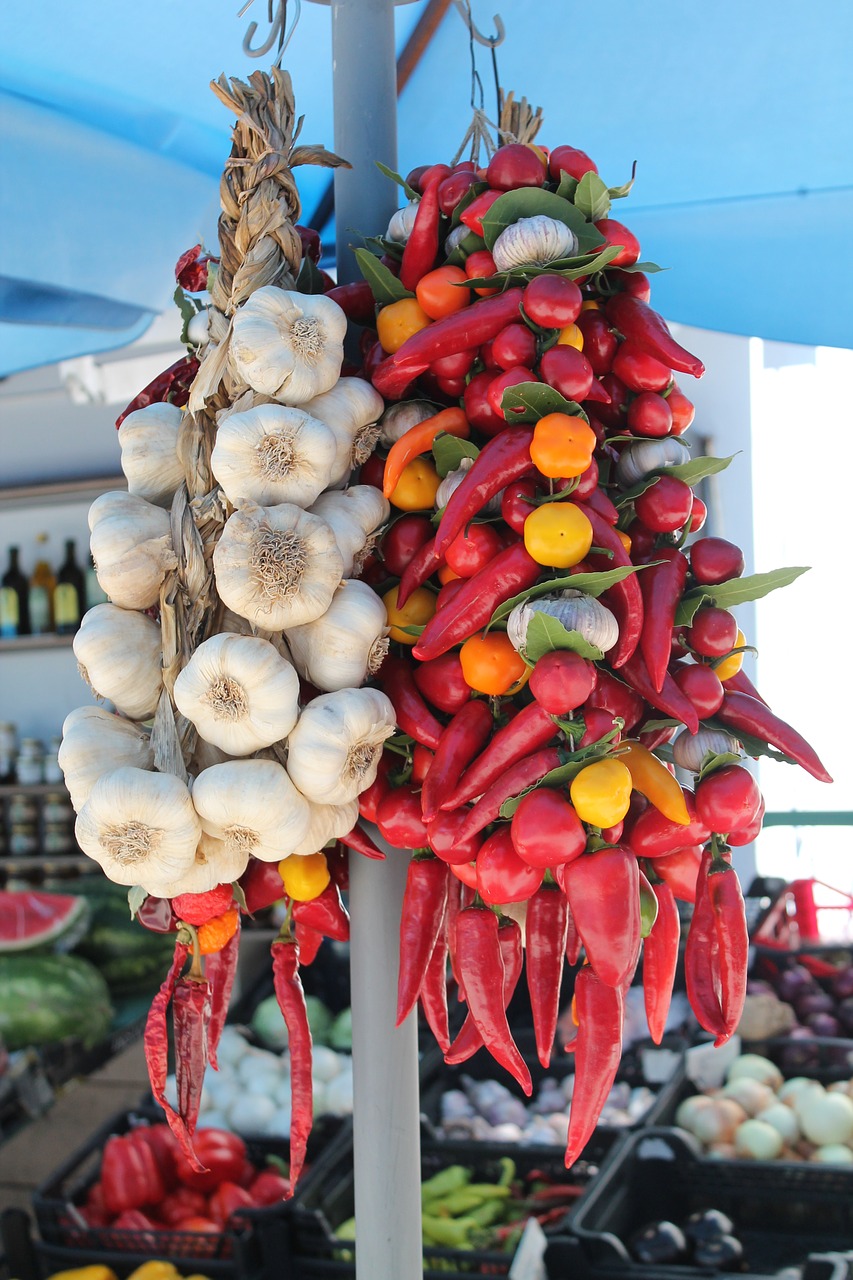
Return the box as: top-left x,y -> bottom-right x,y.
295,254 -> 327,295
573,172 -> 612,223
608,164 -> 637,200
498,736 -> 621,818
490,564 -> 647,624
662,454 -> 735,484
499,381 -> 588,424
432,434 -> 480,477
524,612 -> 605,663
640,718 -> 681,734
173,284 -> 201,347
376,160 -> 419,201
697,750 -> 744,781
354,248 -> 414,305
480,188 -> 605,255
705,566 -> 810,611
231,880 -> 249,912
363,234 -> 403,260
397,624 -> 426,637
445,231 -> 486,268
462,244 -> 624,293
619,261 -> 666,274
614,475 -> 661,510
127,884 -> 147,920
556,173 -> 579,201
675,591 -> 713,627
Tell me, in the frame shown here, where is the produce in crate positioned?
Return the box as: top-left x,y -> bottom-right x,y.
349,102 -> 832,1168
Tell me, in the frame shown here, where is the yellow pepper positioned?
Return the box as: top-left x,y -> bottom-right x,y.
279,851 -> 330,901
376,297 -> 431,353
125,1265 -> 180,1280
616,529 -> 632,556
570,757 -> 633,828
618,740 -> 690,825
388,457 -> 442,511
715,630 -> 746,681
523,502 -> 593,568
383,584 -> 436,645
556,323 -> 584,350
47,1269 -> 119,1280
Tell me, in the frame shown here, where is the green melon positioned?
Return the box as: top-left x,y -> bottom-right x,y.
0,891 -> 91,953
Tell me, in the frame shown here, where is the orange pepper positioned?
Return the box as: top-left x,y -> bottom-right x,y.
382,406 -> 470,498
196,906 -> 240,955
616,529 -> 633,555
557,323 -> 584,350
376,297 -> 431,354
459,632 -> 527,696
530,413 -> 597,479
438,563 -> 462,585
619,740 -> 690,825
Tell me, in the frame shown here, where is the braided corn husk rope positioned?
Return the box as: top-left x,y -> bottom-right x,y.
151,68 -> 348,778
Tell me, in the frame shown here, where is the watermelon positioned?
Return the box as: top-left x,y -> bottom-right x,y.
0,891 -> 91,953
0,954 -> 113,1050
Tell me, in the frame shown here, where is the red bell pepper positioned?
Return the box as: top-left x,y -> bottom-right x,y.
101,1132 -> 166,1215
175,1128 -> 248,1193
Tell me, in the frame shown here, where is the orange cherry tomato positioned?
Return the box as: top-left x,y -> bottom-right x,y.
459,632 -> 527,696
376,298 -> 431,353
530,413 -> 597,479
415,266 -> 472,319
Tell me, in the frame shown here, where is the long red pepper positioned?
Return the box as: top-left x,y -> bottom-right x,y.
339,822 -> 386,860
684,846 -> 727,1039
115,355 -> 199,428
373,289 -> 524,398
454,907 -> 532,1093
445,879 -> 474,999
626,788 -> 709,858
639,548 -> 689,692
714,690 -> 832,783
707,850 -> 748,1044
143,942 -> 203,1171
580,485 -> 619,526
564,967 -> 624,1167
575,502 -> 643,668
173,972 -> 211,1140
421,701 -> 493,822
446,916 -> 523,1064
605,294 -> 705,378
271,935 -> 312,1195
621,649 -> 700,735
294,921 -> 323,966
565,903 -> 582,965
204,922 -> 241,1070
418,905 -> 451,1053
560,846 -> 641,989
378,655 -> 445,749
642,878 -> 680,1044
433,428 -> 535,558
722,667 -> 769,706
399,179 -> 441,291
525,883 -> 569,1068
442,702 -> 557,812
413,542 -> 541,661
455,746 -> 563,844
397,534 -> 443,608
291,882 -> 351,940
396,856 -> 450,1026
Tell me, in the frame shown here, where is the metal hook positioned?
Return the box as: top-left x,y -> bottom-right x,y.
239,0 -> 301,65
450,0 -> 505,48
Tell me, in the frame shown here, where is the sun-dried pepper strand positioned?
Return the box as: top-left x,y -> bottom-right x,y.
706,848 -> 748,1044
144,941 -> 204,1171
271,934 -> 312,1194
453,907 -> 531,1094
173,972 -> 212,1139
642,876 -> 681,1044
397,857 -> 450,1026
446,915 -> 524,1065
564,967 -> 624,1167
204,920 -> 241,1070
525,882 -> 569,1068
115,356 -> 199,428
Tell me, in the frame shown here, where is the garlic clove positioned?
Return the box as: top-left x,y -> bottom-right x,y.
73,603 -> 163,721
614,437 -> 691,489
211,403 -> 338,509
672,728 -> 743,773
230,287 -> 347,404
58,705 -> 154,813
286,688 -> 396,805
386,202 -> 419,244
285,579 -> 390,692
191,759 -> 312,862
288,797 -> 360,858
492,216 -> 578,272
378,399 -> 437,449
88,490 -> 178,610
117,403 -> 185,508
308,487 -> 390,577
506,591 -> 619,657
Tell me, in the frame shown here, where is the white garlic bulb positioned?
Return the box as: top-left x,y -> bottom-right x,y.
191,759 -> 312,862
378,399 -> 436,448
673,728 -> 742,774
210,403 -> 338,509
506,591 -> 619,657
290,798 -> 360,857
444,225 -> 469,255
88,491 -> 177,610
117,403 -> 185,507
230,287 -> 347,404
614,437 -> 691,488
59,705 -> 154,813
75,767 -> 201,893
173,633 -> 300,756
73,604 -> 163,721
285,580 -> 390,692
305,378 -> 385,484
386,202 -> 419,244
213,501 -> 343,630
492,216 -> 578,272
286,688 -> 396,805
309,486 -> 390,576
155,833 -> 249,898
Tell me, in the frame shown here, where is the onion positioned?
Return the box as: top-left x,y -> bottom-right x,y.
691,1098 -> 746,1146
779,1027 -> 821,1073
735,1118 -> 784,1161
778,1077 -> 820,1106
721,1078 -> 776,1116
776,966 -> 818,1003
837,996 -> 853,1034
757,1102 -> 800,1145
795,992 -> 834,1019
812,1144 -> 853,1164
831,966 -> 853,1000
797,1090 -> 853,1145
727,1054 -> 783,1092
806,1012 -> 840,1037
675,1095 -> 715,1133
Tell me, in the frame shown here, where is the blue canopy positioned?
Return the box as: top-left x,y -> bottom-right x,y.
1,0 -> 851,375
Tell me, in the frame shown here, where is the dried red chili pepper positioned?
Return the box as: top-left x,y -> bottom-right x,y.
271,934 -> 312,1194
455,746 -> 563,844
418,907 -> 451,1052
684,845 -> 727,1040
413,542 -> 541,662
639,548 -> 689,692
525,881 -> 569,1067
433,428 -> 535,558
143,942 -> 203,1171
292,882 -> 350,941
620,649 -> 700,735
399,178 -> 442,291
454,907 -> 531,1092
204,920 -> 241,1070
442,702 -> 557,812
605,293 -> 705,378
559,846 -> 641,989
396,856 -> 450,1025
173,964 -> 212,1140
714,690 -> 832,783
115,355 -> 199,428
706,847 -> 748,1043
446,915 -> 523,1064
325,281 -> 376,326
564,967 -> 624,1167
339,822 -> 385,860
101,1132 -> 166,1215
378,655 -> 445,750
421,701 -> 493,822
642,875 -> 681,1044
575,501 -> 643,668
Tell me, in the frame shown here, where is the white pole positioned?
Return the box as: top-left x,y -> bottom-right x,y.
328,3 -> 423,1277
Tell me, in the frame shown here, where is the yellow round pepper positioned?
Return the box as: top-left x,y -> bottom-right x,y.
715,630 -> 746,681
570,758 -> 633,828
376,297 -> 431,353
523,502 -> 593,568
279,852 -> 330,902
383,584 -> 436,645
557,323 -> 584,350
388,456 -> 442,511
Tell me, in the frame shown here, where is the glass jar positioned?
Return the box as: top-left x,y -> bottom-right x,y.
16,739 -> 44,786
43,823 -> 74,854
9,822 -> 38,856
43,736 -> 64,785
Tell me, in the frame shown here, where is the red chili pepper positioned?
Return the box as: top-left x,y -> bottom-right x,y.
325,281 -> 376,326
418,905 -> 451,1052
605,293 -> 705,379
101,1132 -> 166,1215
454,907 -> 532,1093
578,485 -> 619,526
525,882 -> 569,1068
427,808 -> 484,865
396,534 -> 443,608
175,243 -> 219,291
639,548 -> 689,692
649,844 -> 702,902
399,180 -> 442,291
684,846 -> 727,1039
412,542 -> 541,662
722,666 -> 769,706
446,916 -> 523,1064
144,942 -> 203,1171
376,783 -> 430,849
421,700 -> 493,822
565,903 -> 582,965
575,502 -> 643,668
714,690 -> 832,783
271,935 -> 312,1194
396,857 -> 450,1026
238,860 -> 284,914
560,846 -> 641,989
357,751 -> 394,824
456,746 -> 563,844
706,851 -> 748,1044
460,188 -> 503,236
434,428 -> 534,558
292,882 -> 351,941
115,355 -> 200,428
642,877 -> 680,1044
378,655 -> 445,749
620,649 -> 700,735
294,921 -> 324,966
564,967 -> 624,1167
625,788 -> 709,858
372,289 -> 524,399
443,702 -> 557,813
204,921 -> 240,1070
173,972 -> 212,1141
339,822 -> 386,860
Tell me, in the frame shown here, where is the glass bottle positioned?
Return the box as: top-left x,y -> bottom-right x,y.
1,546 -> 30,637
54,539 -> 85,634
84,553 -> 108,611
28,535 -> 56,635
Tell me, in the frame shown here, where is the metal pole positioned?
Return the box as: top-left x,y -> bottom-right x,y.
328,4 -> 423,1277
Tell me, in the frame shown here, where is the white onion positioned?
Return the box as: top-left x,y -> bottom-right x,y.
727,1054 -> 783,1092
691,1098 -> 746,1146
735,1118 -> 784,1161
721,1078 -> 776,1117
757,1102 -> 800,1146
811,1144 -> 853,1164
798,1091 -> 853,1146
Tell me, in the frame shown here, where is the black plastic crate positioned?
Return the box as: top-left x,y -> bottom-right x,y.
548,1126 -> 853,1277
289,1129 -> 616,1279
31,1108 -> 305,1280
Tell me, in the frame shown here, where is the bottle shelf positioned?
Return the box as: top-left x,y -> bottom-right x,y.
0,634 -> 75,654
